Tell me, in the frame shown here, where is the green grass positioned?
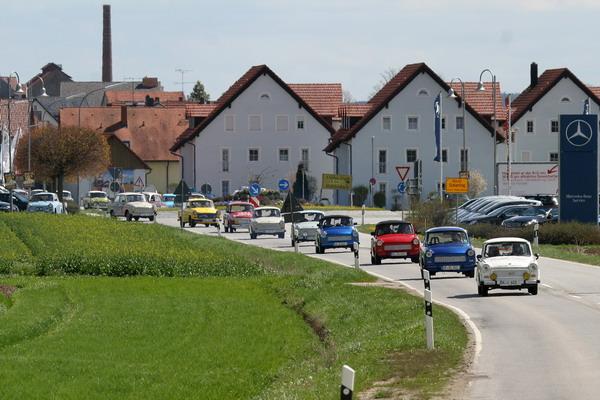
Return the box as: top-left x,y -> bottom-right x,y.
358,223 -> 376,234
0,214 -> 467,399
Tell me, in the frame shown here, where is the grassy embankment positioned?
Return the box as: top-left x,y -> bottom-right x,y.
0,214 -> 467,399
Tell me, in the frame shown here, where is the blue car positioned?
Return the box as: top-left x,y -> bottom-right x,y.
420,227 -> 476,278
315,214 -> 359,254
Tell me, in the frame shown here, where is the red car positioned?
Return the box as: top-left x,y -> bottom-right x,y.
223,201 -> 254,232
370,220 -> 420,265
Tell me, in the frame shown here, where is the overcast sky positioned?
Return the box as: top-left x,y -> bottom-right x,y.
5,0 -> 600,101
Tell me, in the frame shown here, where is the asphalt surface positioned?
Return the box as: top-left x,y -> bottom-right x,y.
157,210 -> 600,399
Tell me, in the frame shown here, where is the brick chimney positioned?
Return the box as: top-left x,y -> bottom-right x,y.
102,5 -> 113,82
530,62 -> 538,88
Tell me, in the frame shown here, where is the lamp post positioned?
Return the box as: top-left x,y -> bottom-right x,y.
477,69 -> 498,195
26,76 -> 48,173
5,72 -> 24,212
371,135 -> 375,207
448,78 -> 467,173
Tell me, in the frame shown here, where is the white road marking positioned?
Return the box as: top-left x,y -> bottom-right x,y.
570,295 -> 583,299
541,283 -> 553,289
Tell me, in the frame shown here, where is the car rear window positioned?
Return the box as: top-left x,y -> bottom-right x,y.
376,223 -> 413,235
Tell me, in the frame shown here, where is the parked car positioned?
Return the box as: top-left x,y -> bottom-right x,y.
82,191 -> 110,209
30,189 -> 44,196
249,207 -> 285,239
162,194 -> 176,208
370,220 -> 420,265
524,194 -> 558,207
61,190 -> 73,201
0,192 -> 28,211
315,214 -> 359,254
12,189 -> 29,199
223,201 -> 254,232
108,192 -> 156,221
420,227 -> 476,278
464,204 -> 548,225
27,192 -> 64,214
291,210 -> 325,246
144,192 -> 164,208
178,198 -> 220,228
476,237 -> 540,296
500,208 -> 554,228
0,201 -> 17,212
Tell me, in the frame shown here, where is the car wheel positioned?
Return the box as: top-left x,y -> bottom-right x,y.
180,218 -> 185,227
372,253 -> 381,265
465,271 -> 475,278
110,210 -> 115,218
225,225 -> 230,233
278,232 -> 285,239
291,238 -> 296,247
410,256 -> 419,264
149,216 -> 155,222
478,283 -> 489,297
250,232 -> 257,239
126,212 -> 132,222
134,216 -> 140,221
528,285 -> 538,295
189,218 -> 196,228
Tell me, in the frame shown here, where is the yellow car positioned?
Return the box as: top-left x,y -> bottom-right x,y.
178,198 -> 220,228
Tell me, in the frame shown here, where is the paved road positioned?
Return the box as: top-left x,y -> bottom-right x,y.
157,211 -> 600,399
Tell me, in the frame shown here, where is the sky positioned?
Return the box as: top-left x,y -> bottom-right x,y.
4,0 -> 600,101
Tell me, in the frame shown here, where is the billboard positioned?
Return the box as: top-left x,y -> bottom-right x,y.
322,173 -> 352,190
497,162 -> 558,196
559,114 -> 598,223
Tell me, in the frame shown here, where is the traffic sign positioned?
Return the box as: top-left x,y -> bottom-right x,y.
397,182 -> 406,194
201,183 -> 212,195
445,177 -> 469,194
109,181 -> 120,192
369,177 -> 376,186
395,165 -> 411,181
249,183 -> 261,196
278,179 -> 290,191
134,176 -> 144,188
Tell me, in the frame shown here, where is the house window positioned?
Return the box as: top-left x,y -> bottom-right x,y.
378,150 -> 387,174
276,115 -> 289,131
408,116 -> 419,130
221,149 -> 229,172
279,148 -> 289,162
382,116 -> 391,131
259,93 -> 270,101
521,151 -> 531,162
249,115 -> 262,131
221,180 -> 230,196
378,182 -> 387,195
418,89 -> 429,96
561,97 -> 571,103
224,115 -> 234,132
406,149 -> 417,163
441,116 -> 446,130
456,116 -> 464,130
442,149 -> 448,163
549,152 -> 559,162
296,116 -> 305,130
526,120 -> 534,133
301,148 -> 310,170
460,149 -> 469,171
551,120 -> 559,133
249,148 -> 259,162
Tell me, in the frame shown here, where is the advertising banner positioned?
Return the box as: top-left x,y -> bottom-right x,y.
497,162 -> 558,196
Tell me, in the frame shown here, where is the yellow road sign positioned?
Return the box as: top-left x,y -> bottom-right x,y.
322,174 -> 352,190
446,177 -> 469,194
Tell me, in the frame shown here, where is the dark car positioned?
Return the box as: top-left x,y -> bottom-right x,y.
465,205 -> 549,225
0,192 -> 28,211
524,194 -> 558,207
0,201 -> 16,212
501,208 -> 554,228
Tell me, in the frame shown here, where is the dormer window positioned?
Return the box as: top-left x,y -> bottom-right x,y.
561,97 -> 571,103
259,93 -> 271,101
417,89 -> 429,97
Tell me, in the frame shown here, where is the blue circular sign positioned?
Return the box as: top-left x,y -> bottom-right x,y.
565,119 -> 593,147
397,182 -> 406,194
249,183 -> 261,197
278,179 -> 290,191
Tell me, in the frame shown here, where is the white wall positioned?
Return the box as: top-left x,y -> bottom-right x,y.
190,74 -> 334,200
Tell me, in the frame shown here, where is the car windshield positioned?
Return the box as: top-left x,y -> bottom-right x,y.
90,192 -> 107,198
302,212 -> 324,222
31,194 -> 54,202
321,216 -> 352,227
426,231 -> 468,245
231,204 -> 253,212
126,194 -> 145,202
190,200 -> 212,208
485,242 -> 531,257
376,223 -> 413,235
255,208 -> 280,218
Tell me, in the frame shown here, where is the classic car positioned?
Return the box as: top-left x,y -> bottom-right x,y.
420,227 -> 476,277
223,201 -> 254,232
0,192 -> 28,211
144,192 -> 164,208
61,190 -> 73,201
178,198 -> 220,228
249,207 -> 285,239
476,237 -> 540,296
82,191 -> 110,209
370,220 -> 420,265
162,194 -> 176,208
27,192 -> 64,214
108,192 -> 156,221
315,214 -> 359,254
291,210 -> 325,246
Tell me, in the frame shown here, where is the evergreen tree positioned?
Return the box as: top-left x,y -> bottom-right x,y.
188,81 -> 210,103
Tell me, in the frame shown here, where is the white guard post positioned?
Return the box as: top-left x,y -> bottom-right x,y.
361,204 -> 365,225
294,232 -> 299,253
353,242 -> 360,269
533,222 -> 539,250
217,219 -> 222,237
422,270 -> 435,350
340,365 -> 355,400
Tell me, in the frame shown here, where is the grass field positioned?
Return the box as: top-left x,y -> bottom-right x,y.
0,214 -> 468,399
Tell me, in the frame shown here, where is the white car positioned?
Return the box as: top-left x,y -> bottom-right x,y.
27,192 -> 65,214
109,192 -> 156,221
250,207 -> 285,239
291,210 -> 325,246
476,237 -> 540,296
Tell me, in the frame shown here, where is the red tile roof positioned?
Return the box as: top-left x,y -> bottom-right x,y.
104,90 -> 185,105
448,81 -> 505,121
338,103 -> 372,117
185,103 -> 218,117
589,87 -> 600,98
288,84 -> 342,117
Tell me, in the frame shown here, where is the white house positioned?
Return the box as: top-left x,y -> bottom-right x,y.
325,62 -> 501,208
171,65 -> 339,200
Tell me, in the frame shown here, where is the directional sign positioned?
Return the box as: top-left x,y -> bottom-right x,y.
395,165 -> 411,181
249,183 -> 261,197
397,182 -> 406,194
278,179 -> 290,191
201,183 -> 212,195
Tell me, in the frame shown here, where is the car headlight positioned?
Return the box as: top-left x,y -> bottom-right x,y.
467,249 -> 475,257
376,239 -> 383,247
279,220 -> 284,226
480,263 -> 490,272
529,263 -> 538,272
425,250 -> 433,258
412,238 -> 419,245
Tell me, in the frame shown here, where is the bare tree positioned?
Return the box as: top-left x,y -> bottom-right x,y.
342,90 -> 355,103
468,170 -> 488,198
369,67 -> 399,98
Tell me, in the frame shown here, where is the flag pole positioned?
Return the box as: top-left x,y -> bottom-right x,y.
439,92 -> 443,203
507,95 -> 512,196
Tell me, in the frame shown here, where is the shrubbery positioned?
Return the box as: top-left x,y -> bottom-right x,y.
373,191 -> 386,208
466,222 -> 600,245
410,200 -> 453,232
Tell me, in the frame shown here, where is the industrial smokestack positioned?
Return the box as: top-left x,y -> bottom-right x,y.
102,4 -> 113,82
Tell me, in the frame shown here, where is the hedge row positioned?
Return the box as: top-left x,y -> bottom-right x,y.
0,214 -> 263,277
466,222 -> 600,245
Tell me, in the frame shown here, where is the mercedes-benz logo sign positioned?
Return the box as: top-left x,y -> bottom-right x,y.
565,119 -> 593,147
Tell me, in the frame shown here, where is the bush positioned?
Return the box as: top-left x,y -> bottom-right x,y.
465,222 -> 600,245
373,191 -> 386,208
410,200 -> 453,232
352,185 -> 369,206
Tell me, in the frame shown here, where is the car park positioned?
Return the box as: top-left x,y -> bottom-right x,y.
223,201 -> 254,232
370,220 -> 420,265
420,227 -> 476,277
109,192 -> 156,221
476,237 -> 540,296
0,201 -> 17,212
27,192 -> 64,214
82,191 -> 110,209
178,198 -> 220,228
464,204 -> 547,225
290,210 -> 325,246
0,192 -> 28,211
315,215 -> 359,254
249,207 -> 285,239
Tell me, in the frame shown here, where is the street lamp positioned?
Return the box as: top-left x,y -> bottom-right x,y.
477,69 -> 498,195
448,78 -> 467,173
26,76 -> 49,175
371,135 -> 375,207
4,71 -> 23,212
